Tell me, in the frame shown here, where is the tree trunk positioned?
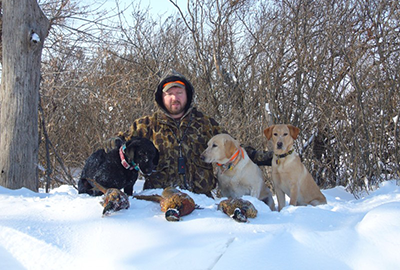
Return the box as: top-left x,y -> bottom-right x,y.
0,0 -> 49,191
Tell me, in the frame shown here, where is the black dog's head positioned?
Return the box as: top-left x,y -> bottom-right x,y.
123,137 -> 159,175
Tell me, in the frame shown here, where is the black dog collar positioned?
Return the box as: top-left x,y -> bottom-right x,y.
275,149 -> 294,165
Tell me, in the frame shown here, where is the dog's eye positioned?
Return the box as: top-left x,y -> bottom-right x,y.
273,133 -> 278,136
283,133 -> 288,136
212,143 -> 217,148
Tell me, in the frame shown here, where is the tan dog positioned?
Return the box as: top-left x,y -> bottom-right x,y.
263,124 -> 327,211
201,134 -> 276,211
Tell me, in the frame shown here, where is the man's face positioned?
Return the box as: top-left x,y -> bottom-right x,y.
162,86 -> 188,119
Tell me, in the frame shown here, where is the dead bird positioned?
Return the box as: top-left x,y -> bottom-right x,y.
86,178 -> 130,217
134,187 -> 198,221
218,198 -> 258,223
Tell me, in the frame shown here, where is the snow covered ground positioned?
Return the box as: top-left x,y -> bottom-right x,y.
1,179 -> 400,270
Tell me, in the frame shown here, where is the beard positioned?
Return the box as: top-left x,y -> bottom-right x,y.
167,101 -> 186,116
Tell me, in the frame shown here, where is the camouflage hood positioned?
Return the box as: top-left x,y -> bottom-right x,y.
155,69 -> 194,116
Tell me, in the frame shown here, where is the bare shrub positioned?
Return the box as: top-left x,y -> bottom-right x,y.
36,0 -> 399,194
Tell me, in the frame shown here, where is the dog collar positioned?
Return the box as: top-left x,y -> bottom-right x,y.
275,149 -> 294,165
119,145 -> 139,171
217,147 -> 245,173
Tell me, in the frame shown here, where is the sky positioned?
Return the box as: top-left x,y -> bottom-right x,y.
1,179 -> 400,269
95,0 -> 179,17
140,0 -> 177,16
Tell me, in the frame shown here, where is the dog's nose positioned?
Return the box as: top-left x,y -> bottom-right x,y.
200,155 -> 205,161
277,142 -> 283,149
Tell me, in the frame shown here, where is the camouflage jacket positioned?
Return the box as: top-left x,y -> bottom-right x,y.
119,107 -> 221,196
116,69 -> 272,197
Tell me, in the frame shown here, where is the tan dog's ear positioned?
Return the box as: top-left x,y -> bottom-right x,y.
287,125 -> 300,140
263,126 -> 274,140
224,138 -> 237,158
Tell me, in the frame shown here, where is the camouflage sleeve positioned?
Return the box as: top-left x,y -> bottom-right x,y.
244,146 -> 273,166
117,116 -> 151,141
212,123 -> 224,136
103,137 -> 125,152
208,115 -> 226,136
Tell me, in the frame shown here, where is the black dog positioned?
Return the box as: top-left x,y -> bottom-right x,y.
78,137 -> 159,196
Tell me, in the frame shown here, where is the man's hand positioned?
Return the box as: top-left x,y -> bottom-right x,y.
243,145 -> 257,160
244,145 -> 273,166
